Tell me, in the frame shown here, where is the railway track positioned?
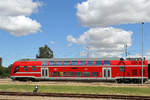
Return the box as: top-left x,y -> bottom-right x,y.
0,91 -> 150,100
1,79 -> 150,88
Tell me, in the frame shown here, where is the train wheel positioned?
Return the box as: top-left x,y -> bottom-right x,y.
132,79 -> 139,84
116,79 -> 122,83
31,78 -> 37,82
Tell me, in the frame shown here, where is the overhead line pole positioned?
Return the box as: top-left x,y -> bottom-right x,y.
141,22 -> 144,85
87,46 -> 89,58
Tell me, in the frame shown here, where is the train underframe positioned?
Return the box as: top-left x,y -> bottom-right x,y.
11,76 -> 148,84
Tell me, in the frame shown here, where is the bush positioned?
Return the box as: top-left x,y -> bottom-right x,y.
0,66 -> 11,78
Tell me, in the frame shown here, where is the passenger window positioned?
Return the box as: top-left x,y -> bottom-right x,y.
87,61 -> 94,66
95,61 -> 102,66
56,61 -> 62,66
59,72 -> 63,76
64,61 -> 70,66
75,72 -> 82,77
79,61 -> 86,65
24,66 -> 28,71
52,72 -> 59,76
68,72 -> 74,77
32,66 -> 36,71
42,61 -> 48,66
83,72 -> 90,77
63,72 -> 67,76
91,72 -> 98,77
104,61 -> 110,65
49,61 -> 55,66
132,69 -> 137,76
120,66 -> 125,72
72,61 -> 78,65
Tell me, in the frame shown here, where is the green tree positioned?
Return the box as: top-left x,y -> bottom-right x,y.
36,45 -> 53,58
0,57 -> 11,78
0,57 -> 2,67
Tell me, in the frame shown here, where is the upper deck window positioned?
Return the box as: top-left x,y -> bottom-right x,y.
72,61 -> 78,65
42,61 -> 48,66
49,61 -> 55,66
95,61 -> 102,66
64,61 -> 70,66
79,61 -> 86,66
104,61 -> 110,65
56,61 -> 62,66
87,61 -> 94,66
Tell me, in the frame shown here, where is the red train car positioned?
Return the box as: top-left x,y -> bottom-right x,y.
10,58 -> 148,83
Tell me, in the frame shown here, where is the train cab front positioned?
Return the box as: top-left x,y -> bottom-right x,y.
10,62 -> 20,80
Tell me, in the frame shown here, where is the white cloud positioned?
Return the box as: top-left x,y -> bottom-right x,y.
146,50 -> 150,56
67,43 -> 73,47
67,27 -> 133,57
0,0 -> 41,36
80,51 -> 87,57
50,40 -> 55,44
67,35 -> 78,44
146,50 -> 150,60
77,0 -> 150,27
0,16 -> 41,36
127,54 -> 141,58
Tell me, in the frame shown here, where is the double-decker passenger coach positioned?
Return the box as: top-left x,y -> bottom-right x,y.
10,58 -> 148,83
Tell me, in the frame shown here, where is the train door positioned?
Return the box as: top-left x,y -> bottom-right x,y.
41,67 -> 49,78
102,67 -> 111,80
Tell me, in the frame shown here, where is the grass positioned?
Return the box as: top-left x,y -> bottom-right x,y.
0,84 -> 150,96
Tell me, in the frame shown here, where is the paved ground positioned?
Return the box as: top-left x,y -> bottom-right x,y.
0,78 -> 150,88
0,95 -> 108,100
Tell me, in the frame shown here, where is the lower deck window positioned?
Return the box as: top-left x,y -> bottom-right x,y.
91,72 -> 98,77
83,72 -> 90,77
63,72 -> 67,76
32,66 -> 36,71
75,72 -> 82,77
51,72 -> 99,77
120,66 -> 125,72
24,66 -> 28,71
52,72 -> 59,76
68,72 -> 74,77
139,69 -> 145,76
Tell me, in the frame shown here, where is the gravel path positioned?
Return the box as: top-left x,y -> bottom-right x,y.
0,78 -> 150,88
0,95 -> 107,100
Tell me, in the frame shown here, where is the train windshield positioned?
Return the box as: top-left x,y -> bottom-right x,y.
14,66 -> 19,73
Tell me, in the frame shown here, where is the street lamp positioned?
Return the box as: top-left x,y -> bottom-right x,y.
141,22 -> 144,84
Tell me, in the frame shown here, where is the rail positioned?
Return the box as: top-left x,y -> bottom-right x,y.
0,91 -> 150,100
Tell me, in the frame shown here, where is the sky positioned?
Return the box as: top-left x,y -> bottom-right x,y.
0,0 -> 150,67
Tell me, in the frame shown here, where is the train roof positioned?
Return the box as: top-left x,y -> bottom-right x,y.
18,57 -> 148,62
18,57 -> 121,61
